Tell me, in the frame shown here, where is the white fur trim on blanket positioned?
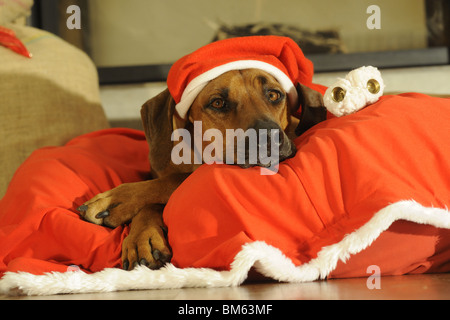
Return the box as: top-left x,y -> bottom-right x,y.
1,200 -> 449,296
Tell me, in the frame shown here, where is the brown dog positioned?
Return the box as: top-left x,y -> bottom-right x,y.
78,69 -> 326,270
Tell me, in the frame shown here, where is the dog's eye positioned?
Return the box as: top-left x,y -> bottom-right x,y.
209,98 -> 226,109
267,89 -> 282,102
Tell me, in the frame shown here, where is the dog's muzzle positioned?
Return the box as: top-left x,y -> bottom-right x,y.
238,118 -> 296,169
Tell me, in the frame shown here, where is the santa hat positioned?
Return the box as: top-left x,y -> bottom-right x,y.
167,36 -> 315,119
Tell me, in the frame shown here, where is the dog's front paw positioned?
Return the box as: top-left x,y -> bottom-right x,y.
122,205 -> 172,270
77,183 -> 144,228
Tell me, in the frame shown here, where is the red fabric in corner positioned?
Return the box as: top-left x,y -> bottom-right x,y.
328,220 -> 450,278
0,129 -> 149,276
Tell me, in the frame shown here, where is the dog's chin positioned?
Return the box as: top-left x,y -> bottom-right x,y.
281,139 -> 297,160
275,138 -> 297,164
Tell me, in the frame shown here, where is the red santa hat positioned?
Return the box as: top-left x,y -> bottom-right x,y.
167,36 -> 315,119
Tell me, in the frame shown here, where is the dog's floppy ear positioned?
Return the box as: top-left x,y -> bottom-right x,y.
140,88 -> 178,176
141,88 -> 175,143
294,83 -> 327,136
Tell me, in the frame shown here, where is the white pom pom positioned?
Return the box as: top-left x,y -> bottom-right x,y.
324,66 -> 385,117
324,78 -> 352,117
346,66 -> 384,104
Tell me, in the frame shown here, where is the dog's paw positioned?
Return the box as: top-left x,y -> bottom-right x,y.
122,206 -> 172,270
77,183 -> 143,228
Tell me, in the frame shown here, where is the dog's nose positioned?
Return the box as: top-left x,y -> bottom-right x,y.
250,118 -> 296,163
252,118 -> 281,131
251,119 -> 284,146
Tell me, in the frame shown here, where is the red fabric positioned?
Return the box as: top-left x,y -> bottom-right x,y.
164,93 -> 450,273
1,94 -> 450,279
0,129 -> 149,276
329,221 -> 450,278
167,36 -> 316,103
0,26 -> 31,58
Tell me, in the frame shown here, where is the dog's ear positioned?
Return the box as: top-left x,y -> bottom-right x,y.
140,88 -> 178,175
141,88 -> 175,144
294,83 -> 327,136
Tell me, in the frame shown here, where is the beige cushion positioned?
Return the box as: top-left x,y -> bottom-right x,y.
0,24 -> 109,198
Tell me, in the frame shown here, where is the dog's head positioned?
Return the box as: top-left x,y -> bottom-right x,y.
141,69 -> 326,175
187,69 -> 295,168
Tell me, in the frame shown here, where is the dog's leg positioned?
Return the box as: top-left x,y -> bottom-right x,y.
121,204 -> 172,270
78,173 -> 190,227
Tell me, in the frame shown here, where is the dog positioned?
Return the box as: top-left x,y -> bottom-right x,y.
78,69 -> 326,270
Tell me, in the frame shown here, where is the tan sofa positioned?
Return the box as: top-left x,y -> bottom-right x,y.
0,24 -> 109,198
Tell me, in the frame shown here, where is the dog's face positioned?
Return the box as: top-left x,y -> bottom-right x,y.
141,68 -> 326,176
187,69 -> 296,168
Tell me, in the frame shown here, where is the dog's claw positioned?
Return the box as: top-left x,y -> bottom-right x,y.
77,205 -> 88,212
152,249 -> 171,264
161,253 -> 172,264
152,249 -> 160,261
140,258 -> 149,267
95,210 -> 110,219
122,259 -> 129,270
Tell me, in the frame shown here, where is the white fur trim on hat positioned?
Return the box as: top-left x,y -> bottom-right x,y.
175,60 -> 298,119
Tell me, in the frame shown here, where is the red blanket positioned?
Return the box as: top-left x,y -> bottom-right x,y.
165,93 -> 450,277
1,93 -> 450,292
0,129 -> 147,276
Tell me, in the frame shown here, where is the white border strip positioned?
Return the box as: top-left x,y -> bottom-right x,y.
1,200 -> 449,296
